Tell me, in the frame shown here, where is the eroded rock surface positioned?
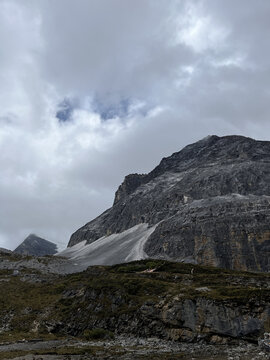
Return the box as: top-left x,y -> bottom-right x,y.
68,135 -> 270,271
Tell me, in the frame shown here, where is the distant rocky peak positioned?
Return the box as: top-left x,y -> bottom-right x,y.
25,233 -> 40,241
14,234 -> 58,256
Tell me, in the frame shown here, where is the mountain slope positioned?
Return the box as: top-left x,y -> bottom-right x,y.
60,223 -> 157,268
66,135 -> 270,272
0,258 -> 269,347
14,234 -> 58,256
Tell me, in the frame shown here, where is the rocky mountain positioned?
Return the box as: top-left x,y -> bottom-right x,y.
66,135 -> 270,272
14,234 -> 58,256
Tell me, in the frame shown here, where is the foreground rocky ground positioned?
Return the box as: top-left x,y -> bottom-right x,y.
0,249 -> 81,275
0,252 -> 270,359
0,336 -> 269,360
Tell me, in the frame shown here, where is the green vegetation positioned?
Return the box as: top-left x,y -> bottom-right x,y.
0,345 -> 99,360
83,328 -> 114,340
264,317 -> 270,332
0,258 -> 269,343
0,345 -> 185,360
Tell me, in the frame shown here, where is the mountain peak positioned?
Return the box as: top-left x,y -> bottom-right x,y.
66,135 -> 270,272
14,234 -> 58,256
113,135 -> 266,205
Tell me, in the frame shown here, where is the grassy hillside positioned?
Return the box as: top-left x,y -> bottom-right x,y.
0,258 -> 269,344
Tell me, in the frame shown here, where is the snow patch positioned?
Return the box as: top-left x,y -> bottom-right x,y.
57,223 -> 156,266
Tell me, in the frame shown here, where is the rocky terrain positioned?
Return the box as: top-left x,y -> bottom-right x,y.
0,250 -> 81,276
2,135 -> 270,359
0,251 -> 269,359
0,337 -> 268,359
67,135 -> 270,272
0,248 -> 12,255
14,235 -> 58,257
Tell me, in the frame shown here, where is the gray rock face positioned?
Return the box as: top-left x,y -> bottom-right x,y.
14,234 -> 58,256
0,247 -> 12,255
68,135 -> 270,271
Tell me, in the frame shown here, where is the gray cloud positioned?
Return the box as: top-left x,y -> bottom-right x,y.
1,0 -> 270,249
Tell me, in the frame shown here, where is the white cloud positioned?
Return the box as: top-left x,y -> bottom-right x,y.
1,0 -> 270,249
178,3 -> 230,53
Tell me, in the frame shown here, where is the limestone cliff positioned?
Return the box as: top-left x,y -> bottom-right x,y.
68,135 -> 270,272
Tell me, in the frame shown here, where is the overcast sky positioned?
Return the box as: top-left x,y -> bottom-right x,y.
1,0 -> 270,250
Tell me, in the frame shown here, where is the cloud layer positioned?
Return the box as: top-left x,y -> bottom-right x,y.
1,0 -> 270,249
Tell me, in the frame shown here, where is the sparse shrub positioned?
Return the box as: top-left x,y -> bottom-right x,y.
83,328 -> 114,340
124,279 -> 141,294
264,317 -> 270,332
114,263 -> 148,273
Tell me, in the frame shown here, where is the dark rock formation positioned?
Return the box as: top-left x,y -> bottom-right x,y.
68,135 -> 270,272
39,261 -> 270,343
14,234 -> 58,256
0,247 -> 12,255
113,173 -> 146,205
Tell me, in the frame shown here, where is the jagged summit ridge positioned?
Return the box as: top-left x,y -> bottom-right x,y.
113,135 -> 267,205
14,234 -> 58,256
67,135 -> 270,272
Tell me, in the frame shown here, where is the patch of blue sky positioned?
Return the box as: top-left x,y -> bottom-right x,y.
56,97 -> 77,122
92,97 -> 131,121
56,95 -> 152,124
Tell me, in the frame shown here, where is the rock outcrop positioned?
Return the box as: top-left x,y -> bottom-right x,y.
68,135 -> 270,272
0,247 -> 12,255
0,259 -> 269,345
14,234 -> 58,256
